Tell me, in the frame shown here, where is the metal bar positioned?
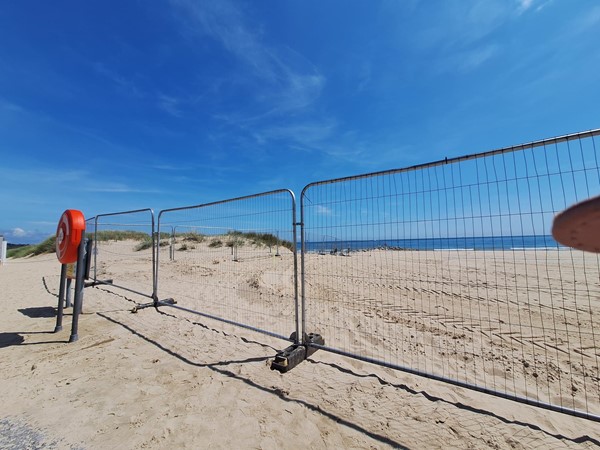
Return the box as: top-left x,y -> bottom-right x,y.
93,216 -> 98,282
299,129 -> 600,421
157,189 -> 295,216
301,128 -> 600,191
157,301 -> 293,342
85,222 -> 152,227
69,234 -> 87,343
308,343 -> 600,423
94,208 -> 156,219
93,208 -> 155,300
65,278 -> 72,308
54,264 -> 67,333
84,238 -> 93,280
150,210 -> 156,300
300,193 -> 307,345
155,216 -> 163,299
155,189 -> 297,342
92,279 -> 154,300
290,191 -> 300,345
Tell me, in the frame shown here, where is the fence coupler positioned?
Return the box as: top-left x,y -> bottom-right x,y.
131,297 -> 176,313
270,332 -> 324,373
84,279 -> 113,288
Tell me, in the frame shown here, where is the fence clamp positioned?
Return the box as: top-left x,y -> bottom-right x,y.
270,332 -> 324,373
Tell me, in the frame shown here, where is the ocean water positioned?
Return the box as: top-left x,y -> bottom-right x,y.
302,235 -> 562,252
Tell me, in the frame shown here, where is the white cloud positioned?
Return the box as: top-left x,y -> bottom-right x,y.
83,183 -> 160,194
516,0 -> 535,13
316,205 -> 333,216
1,228 -> 53,244
11,227 -> 27,237
516,0 -> 553,15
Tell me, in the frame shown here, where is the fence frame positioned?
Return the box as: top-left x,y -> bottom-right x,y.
299,128 -> 600,422
155,189 -> 300,344
82,129 -> 600,422
91,208 -> 156,300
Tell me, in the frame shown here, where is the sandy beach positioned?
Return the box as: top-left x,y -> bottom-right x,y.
1,242 -> 600,449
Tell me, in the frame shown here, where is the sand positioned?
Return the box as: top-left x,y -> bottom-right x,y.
1,243 -> 599,449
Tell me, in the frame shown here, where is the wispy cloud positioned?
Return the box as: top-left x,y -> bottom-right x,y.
93,62 -> 145,98
157,94 -> 183,117
27,221 -> 58,226
0,227 -> 54,244
414,1 -> 509,50
572,5 -> 600,31
316,205 -> 333,216
410,0 -> 555,74
0,167 -> 88,185
440,44 -> 499,74
251,121 -> 336,147
0,98 -> 24,113
83,183 -> 161,194
516,0 -> 535,14
407,1 -> 511,74
171,0 -> 325,117
94,62 -> 187,119
515,0 -> 553,14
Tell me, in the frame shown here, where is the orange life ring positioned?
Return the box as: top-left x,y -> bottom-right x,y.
56,209 -> 86,264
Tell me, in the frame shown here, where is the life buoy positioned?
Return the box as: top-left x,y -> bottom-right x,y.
56,209 -> 86,264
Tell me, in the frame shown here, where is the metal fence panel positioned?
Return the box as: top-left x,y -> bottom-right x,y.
85,216 -> 96,278
92,209 -> 155,299
300,130 -> 600,420
156,190 -> 298,342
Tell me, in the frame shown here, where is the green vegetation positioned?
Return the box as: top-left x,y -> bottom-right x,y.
8,230 -> 156,258
92,230 -> 153,252
208,238 -> 223,248
7,236 -> 56,258
179,232 -> 205,243
134,239 -> 153,251
226,232 -> 244,248
6,229 -> 294,258
92,230 -> 150,242
225,231 -> 294,252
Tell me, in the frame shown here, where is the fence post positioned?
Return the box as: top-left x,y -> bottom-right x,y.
54,264 -> 67,332
65,278 -> 72,308
69,233 -> 87,343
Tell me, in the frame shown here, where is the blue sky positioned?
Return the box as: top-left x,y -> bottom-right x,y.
1,0 -> 599,243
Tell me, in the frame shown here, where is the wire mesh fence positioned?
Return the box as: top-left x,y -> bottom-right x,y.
85,216 -> 96,277
92,209 -> 155,299
300,130 -> 600,419
156,190 -> 298,342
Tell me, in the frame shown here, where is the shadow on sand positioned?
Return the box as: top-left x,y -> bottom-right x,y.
0,331 -> 65,348
18,307 -> 57,318
97,309 -> 600,448
97,311 -> 408,449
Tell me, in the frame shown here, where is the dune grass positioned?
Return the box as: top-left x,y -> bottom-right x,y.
218,231 -> 294,251
7,229 -> 294,258
8,230 -> 156,258
7,236 -> 56,258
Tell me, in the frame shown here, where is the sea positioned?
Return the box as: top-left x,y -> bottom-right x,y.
302,235 -> 563,252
